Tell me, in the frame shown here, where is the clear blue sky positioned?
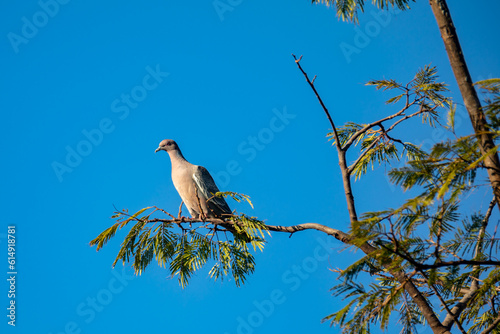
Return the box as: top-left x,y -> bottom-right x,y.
1,1 -> 499,333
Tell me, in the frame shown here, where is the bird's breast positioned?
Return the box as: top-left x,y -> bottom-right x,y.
171,167 -> 194,199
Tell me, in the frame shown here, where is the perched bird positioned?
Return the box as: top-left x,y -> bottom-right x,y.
155,139 -> 233,220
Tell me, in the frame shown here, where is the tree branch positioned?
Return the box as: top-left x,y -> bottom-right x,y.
481,312 -> 500,334
264,222 -> 353,243
378,238 -> 500,270
442,197 -> 497,329
342,99 -> 414,151
131,215 -> 355,246
292,55 -> 359,223
292,54 -> 339,144
346,104 -> 434,174
379,123 -> 405,146
420,269 -> 467,334
291,56 -> 451,333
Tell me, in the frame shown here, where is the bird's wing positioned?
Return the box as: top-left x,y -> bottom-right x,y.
193,166 -> 232,216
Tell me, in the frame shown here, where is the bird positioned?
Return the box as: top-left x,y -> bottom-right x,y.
155,139 -> 242,236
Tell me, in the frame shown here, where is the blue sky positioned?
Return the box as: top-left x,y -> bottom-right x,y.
1,1 -> 500,333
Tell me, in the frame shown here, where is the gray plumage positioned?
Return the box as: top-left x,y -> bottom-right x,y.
155,139 -> 232,219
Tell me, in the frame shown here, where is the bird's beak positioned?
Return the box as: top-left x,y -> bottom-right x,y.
155,147 -> 161,153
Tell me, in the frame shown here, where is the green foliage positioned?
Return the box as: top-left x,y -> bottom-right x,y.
323,72 -> 500,333
334,122 -> 364,147
328,66 -> 451,180
367,65 -> 451,119
90,193 -> 267,288
389,135 -> 479,202
465,268 -> 500,333
326,164 -> 500,333
230,213 -> 270,251
352,140 -> 399,180
323,275 -> 419,334
312,0 -> 414,23
214,191 -> 254,209
476,78 -> 500,133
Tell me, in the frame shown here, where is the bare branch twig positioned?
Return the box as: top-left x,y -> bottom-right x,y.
443,197 -> 497,329
292,54 -> 340,147
177,201 -> 184,218
480,312 -> 500,334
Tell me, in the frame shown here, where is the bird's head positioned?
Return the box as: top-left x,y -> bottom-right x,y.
155,139 -> 179,153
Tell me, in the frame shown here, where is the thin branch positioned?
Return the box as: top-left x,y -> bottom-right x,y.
379,123 -> 404,146
292,54 -> 359,223
347,104 -> 434,174
155,206 -> 176,219
292,54 -> 340,149
443,197 -> 497,329
195,188 -> 205,220
419,270 -> 467,334
413,257 -> 498,270
265,222 -> 352,243
480,197 -> 496,259
481,312 -> 500,334
342,99 -> 415,151
374,270 -> 418,315
387,105 -> 438,134
177,201 -> 184,218
376,238 -> 500,269
491,220 -> 499,260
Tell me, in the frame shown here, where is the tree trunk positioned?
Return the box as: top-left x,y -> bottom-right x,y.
338,150 -> 359,222
429,0 -> 500,211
